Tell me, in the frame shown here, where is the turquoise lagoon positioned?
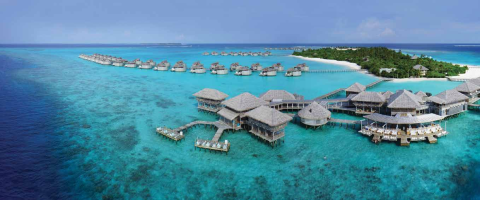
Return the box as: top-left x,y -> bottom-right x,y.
0,44 -> 479,199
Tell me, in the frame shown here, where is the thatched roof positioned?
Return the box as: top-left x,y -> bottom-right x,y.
455,82 -> 480,93
217,108 -> 239,121
245,106 -> 292,126
193,88 -> 228,100
415,91 -> 428,98
382,91 -> 393,99
351,91 -> 386,103
413,64 -> 429,71
298,102 -> 331,120
259,90 -> 296,101
467,77 -> 480,87
364,113 -> 444,124
429,90 -> 469,105
345,82 -> 366,93
387,90 -> 423,109
222,92 -> 268,112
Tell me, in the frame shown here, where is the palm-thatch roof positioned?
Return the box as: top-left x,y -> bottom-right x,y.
245,106 -> 292,126
193,88 -> 228,100
455,82 -> 480,93
217,108 -> 239,121
351,91 -> 386,103
345,82 -> 366,93
298,102 -> 331,120
415,91 -> 428,98
467,77 -> 480,87
221,92 -> 268,112
364,113 -> 444,124
429,90 -> 469,105
259,90 -> 296,101
413,65 -> 429,71
387,90 -> 423,109
382,91 -> 393,99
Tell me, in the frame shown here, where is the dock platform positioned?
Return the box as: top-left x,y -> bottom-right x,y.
156,127 -> 184,141
194,139 -> 230,153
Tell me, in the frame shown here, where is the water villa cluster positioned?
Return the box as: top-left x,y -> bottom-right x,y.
79,54 -> 313,77
157,78 -> 480,152
202,51 -> 272,56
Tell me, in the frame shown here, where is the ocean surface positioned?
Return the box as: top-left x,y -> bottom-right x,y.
0,44 -> 479,199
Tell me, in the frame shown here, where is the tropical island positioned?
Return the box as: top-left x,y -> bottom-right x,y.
292,47 -> 468,78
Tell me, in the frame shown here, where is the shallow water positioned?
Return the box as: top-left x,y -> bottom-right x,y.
0,44 -> 479,199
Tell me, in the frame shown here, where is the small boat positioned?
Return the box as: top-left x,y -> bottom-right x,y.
250,63 -> 263,71
171,61 -> 187,72
285,67 -> 302,77
139,62 -> 153,69
154,60 -> 170,71
124,61 -> 137,68
211,65 -> 228,75
112,60 -> 125,67
221,51 -> 228,56
190,63 -> 206,74
272,63 -> 284,72
211,51 -> 219,56
260,67 -> 277,76
235,66 -> 252,76
134,59 -> 142,65
147,59 -> 156,67
203,52 -> 210,56
230,62 -> 240,71
295,63 -> 309,71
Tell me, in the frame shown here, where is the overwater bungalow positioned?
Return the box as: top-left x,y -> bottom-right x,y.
139,62 -> 153,69
124,61 -> 137,68
230,62 -> 241,71
99,59 -> 112,65
134,59 -> 142,65
190,64 -> 206,74
272,63 -> 284,72
203,52 -> 210,56
285,67 -> 302,77
413,64 -> 429,76
250,63 -> 263,71
415,91 -> 429,101
260,67 -> 277,76
360,113 -> 446,145
218,92 -> 269,129
112,59 -> 126,67
350,91 -> 386,114
235,66 -> 252,76
387,90 -> 428,116
209,62 -> 219,71
147,59 -> 156,66
382,91 -> 393,99
154,60 -> 170,71
244,106 -> 292,144
211,65 -> 228,75
259,90 -> 296,102
221,51 -> 228,56
429,89 -> 469,116
193,88 -> 228,112
297,101 -> 331,127
455,81 -> 480,99
171,61 -> 187,72
211,51 -> 219,56
295,63 -> 309,71
345,82 -> 366,96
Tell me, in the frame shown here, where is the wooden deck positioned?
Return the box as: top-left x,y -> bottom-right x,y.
359,127 -> 447,146
314,88 -> 346,100
156,127 -> 184,141
194,139 -> 230,153
306,69 -> 367,73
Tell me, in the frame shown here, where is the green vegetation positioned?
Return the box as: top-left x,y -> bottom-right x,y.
293,47 -> 468,78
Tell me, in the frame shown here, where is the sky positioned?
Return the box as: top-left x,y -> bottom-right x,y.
1,0 -> 479,44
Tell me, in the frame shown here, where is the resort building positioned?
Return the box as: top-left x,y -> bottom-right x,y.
382,91 -> 393,99
350,91 -> 386,114
429,90 -> 469,116
345,82 -> 366,96
455,81 -> 480,99
415,91 -> 429,101
193,88 -> 228,112
218,92 -> 269,128
413,65 -> 429,76
244,106 -> 292,144
297,101 -> 331,127
259,90 -> 296,102
387,90 -> 428,116
379,68 -> 396,73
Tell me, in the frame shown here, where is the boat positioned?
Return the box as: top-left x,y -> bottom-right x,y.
250,63 -> 263,71
221,51 -> 228,56
235,66 -> 252,76
134,59 -> 142,65
171,61 -> 187,72
203,52 -> 210,56
211,65 -> 228,75
112,60 -> 125,67
296,63 -> 309,71
147,59 -> 156,67
154,60 -> 170,71
260,67 -> 277,76
285,67 -> 302,77
139,62 -> 153,69
124,61 -> 137,68
190,63 -> 206,74
211,51 -> 219,56
230,62 -> 241,71
272,63 -> 284,72
210,62 -> 219,71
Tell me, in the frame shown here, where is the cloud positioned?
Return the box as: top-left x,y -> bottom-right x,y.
356,18 -> 396,39
380,28 -> 395,37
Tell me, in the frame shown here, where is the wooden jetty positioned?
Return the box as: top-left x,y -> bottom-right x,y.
306,69 -> 367,73
194,139 -> 230,153
314,88 -> 346,100
156,127 -> 184,141
468,103 -> 480,111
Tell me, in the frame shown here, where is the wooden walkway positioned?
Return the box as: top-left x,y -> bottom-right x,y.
306,69 -> 367,73
314,88 -> 346,100
366,79 -> 386,88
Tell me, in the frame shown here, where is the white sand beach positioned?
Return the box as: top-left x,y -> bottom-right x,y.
291,55 -> 480,82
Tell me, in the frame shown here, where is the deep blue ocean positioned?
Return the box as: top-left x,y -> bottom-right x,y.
0,44 -> 479,199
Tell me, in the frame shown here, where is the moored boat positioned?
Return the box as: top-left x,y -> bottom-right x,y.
124,61 -> 137,68
230,62 -> 241,71
260,67 -> 277,76
211,65 -> 228,75
235,66 -> 252,76
190,63 -> 206,74
171,61 -> 187,72
285,67 -> 302,77
139,62 -> 153,69
250,63 -> 263,71
272,63 -> 284,72
154,60 -> 170,71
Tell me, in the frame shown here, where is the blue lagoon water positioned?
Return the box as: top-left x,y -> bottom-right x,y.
0,44 -> 479,199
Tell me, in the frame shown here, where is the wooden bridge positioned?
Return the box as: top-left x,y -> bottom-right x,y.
306,69 -> 367,73
314,88 -> 346,100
